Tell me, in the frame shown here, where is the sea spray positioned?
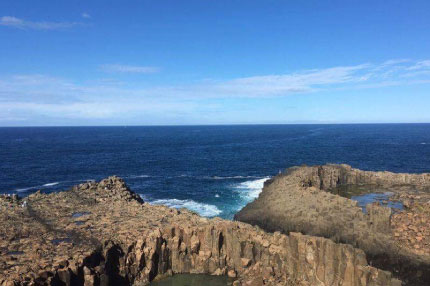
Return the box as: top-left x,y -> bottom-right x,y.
233,177 -> 270,210
150,198 -> 222,217
235,177 -> 270,201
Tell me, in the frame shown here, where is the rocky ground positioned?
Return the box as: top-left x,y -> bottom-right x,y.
235,164 -> 430,286
391,199 -> 430,256
0,176 -> 400,286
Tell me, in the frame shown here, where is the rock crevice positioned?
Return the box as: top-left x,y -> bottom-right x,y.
235,164 -> 430,285
1,175 -> 400,286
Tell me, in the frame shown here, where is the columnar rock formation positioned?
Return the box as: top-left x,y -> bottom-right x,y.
0,176 -> 400,286
235,164 -> 430,285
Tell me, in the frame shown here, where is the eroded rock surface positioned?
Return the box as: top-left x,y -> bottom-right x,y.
235,164 -> 430,285
0,176 -> 399,286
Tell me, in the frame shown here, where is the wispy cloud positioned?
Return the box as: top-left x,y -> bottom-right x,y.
100,64 -> 161,74
81,13 -> 91,19
1,59 -> 429,122
0,16 -> 82,30
407,60 -> 430,71
214,64 -> 370,96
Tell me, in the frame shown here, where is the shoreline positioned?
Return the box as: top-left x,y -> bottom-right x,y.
0,173 -> 401,286
235,164 -> 430,285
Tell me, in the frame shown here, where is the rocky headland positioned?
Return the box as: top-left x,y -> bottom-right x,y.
235,164 -> 430,286
0,176 -> 401,286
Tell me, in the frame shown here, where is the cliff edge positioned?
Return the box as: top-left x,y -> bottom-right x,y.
0,176 -> 399,286
235,164 -> 430,286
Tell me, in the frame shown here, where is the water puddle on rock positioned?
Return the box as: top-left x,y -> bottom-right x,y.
150,274 -> 233,286
328,185 -> 404,213
351,192 -> 403,212
51,238 -> 72,245
71,212 -> 91,218
7,251 -> 24,256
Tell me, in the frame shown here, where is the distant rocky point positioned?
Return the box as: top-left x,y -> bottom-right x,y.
235,164 -> 430,286
0,175 -> 400,286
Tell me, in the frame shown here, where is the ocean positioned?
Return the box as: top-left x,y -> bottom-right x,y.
1,124 -> 429,219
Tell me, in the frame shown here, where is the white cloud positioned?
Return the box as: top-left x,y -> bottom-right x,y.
215,65 -> 370,96
407,60 -> 430,71
1,59 -> 430,122
81,13 -> 91,19
380,59 -> 410,66
100,64 -> 161,74
0,101 -> 195,119
0,16 -> 81,30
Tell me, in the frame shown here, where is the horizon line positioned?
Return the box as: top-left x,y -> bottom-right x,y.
1,122 -> 430,128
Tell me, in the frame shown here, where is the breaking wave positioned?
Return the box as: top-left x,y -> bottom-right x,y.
16,182 -> 59,192
15,186 -> 37,193
204,175 -> 260,180
233,177 -> 270,210
126,175 -> 152,179
14,179 -> 91,193
42,182 -> 59,187
150,199 -> 222,217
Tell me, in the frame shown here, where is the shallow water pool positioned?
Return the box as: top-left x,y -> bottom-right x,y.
351,192 -> 403,212
328,185 -> 404,212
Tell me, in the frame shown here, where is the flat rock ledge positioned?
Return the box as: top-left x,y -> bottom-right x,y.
0,176 -> 399,286
235,164 -> 430,286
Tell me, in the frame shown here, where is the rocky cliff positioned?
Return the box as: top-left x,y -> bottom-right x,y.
0,176 -> 400,286
235,164 -> 430,286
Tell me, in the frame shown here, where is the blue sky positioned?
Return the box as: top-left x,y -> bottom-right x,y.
1,0 -> 430,126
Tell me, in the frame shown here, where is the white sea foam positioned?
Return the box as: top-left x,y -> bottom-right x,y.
234,177 -> 270,201
231,177 -> 271,211
139,194 -> 150,201
215,194 -> 220,198
15,186 -> 37,192
208,175 -> 259,180
42,182 -> 59,187
421,143 -> 427,145
150,199 -> 222,217
128,175 -> 151,179
15,181 -> 59,192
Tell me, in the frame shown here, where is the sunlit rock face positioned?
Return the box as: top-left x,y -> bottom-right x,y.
0,176 -> 400,286
235,164 -> 430,286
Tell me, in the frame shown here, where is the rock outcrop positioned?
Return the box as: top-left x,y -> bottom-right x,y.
0,176 -> 400,286
235,164 -> 430,286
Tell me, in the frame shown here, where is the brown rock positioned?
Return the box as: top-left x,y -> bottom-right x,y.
241,258 -> 251,268
228,269 -> 237,278
0,175 -> 401,286
235,164 -> 430,286
190,234 -> 200,253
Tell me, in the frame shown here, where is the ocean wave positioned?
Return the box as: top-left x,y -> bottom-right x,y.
232,177 -> 270,210
149,174 -> 262,180
421,143 -> 427,145
202,175 -> 261,180
15,186 -> 37,193
42,182 -> 59,187
15,182 -> 58,192
150,199 -> 222,217
126,175 -> 152,179
14,180 -> 82,193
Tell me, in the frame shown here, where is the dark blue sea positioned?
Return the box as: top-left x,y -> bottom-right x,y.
1,124 -> 430,219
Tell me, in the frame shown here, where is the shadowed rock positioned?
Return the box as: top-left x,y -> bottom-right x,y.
0,175 -> 400,286
235,164 -> 430,286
